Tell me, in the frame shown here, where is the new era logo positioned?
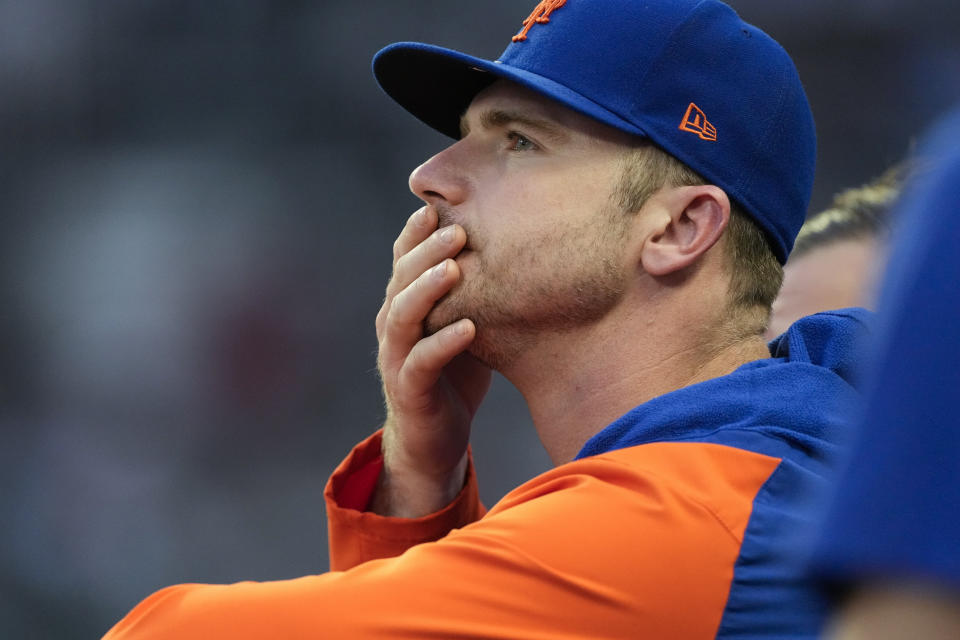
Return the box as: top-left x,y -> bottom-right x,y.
678,103 -> 717,141
512,0 -> 567,42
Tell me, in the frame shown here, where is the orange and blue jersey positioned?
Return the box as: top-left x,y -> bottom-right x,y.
104,309 -> 868,639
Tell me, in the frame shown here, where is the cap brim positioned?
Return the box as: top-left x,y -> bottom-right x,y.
372,42 -> 648,140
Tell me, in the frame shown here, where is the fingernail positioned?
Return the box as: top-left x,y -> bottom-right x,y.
433,261 -> 448,279
455,321 -> 470,336
440,226 -> 456,244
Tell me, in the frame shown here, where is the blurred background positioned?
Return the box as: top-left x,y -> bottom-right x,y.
1,0 -> 957,636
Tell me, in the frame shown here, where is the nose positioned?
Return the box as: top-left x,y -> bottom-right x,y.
408,142 -> 469,207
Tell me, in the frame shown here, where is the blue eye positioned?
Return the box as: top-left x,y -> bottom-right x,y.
507,132 -> 537,151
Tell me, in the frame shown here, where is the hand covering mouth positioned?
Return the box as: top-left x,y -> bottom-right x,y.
436,209 -> 476,254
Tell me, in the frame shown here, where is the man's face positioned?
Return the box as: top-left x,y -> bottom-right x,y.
408,80 -> 640,368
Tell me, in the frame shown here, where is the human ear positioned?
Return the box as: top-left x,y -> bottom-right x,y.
640,185 -> 730,276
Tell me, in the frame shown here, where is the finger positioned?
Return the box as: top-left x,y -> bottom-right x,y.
380,258 -> 460,356
392,206 -> 437,265
398,319 -> 476,400
378,210 -> 442,340
375,297 -> 390,342
386,224 -> 466,302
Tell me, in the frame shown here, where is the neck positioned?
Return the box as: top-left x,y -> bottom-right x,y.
498,300 -> 771,465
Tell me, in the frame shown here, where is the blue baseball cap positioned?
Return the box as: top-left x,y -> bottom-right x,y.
373,0 -> 816,263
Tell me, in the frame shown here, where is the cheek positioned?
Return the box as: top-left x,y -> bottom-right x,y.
489,165 -> 577,211
528,169 -> 618,219
474,164 -> 619,248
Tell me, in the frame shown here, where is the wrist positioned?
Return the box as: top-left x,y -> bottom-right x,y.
369,452 -> 469,518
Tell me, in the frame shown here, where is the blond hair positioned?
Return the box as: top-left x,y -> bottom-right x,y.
792,164 -> 904,259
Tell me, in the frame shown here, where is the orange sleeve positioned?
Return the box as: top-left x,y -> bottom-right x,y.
325,429 -> 487,570
103,442 -> 780,640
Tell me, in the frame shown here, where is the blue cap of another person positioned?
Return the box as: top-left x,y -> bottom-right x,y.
372,0 -> 816,264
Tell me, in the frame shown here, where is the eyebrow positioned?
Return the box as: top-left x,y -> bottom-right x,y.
459,108 -> 569,144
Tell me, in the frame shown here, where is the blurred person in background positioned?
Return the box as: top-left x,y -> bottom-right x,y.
104,1 -> 870,638
808,106 -> 960,639
766,165 -> 904,340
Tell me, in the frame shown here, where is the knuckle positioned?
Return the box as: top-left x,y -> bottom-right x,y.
375,314 -> 386,340
384,275 -> 399,300
378,340 -> 403,378
376,296 -> 392,328
386,288 -> 411,327
392,252 -> 411,280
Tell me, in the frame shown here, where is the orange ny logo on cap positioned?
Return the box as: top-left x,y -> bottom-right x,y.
512,0 -> 567,42
679,103 -> 718,141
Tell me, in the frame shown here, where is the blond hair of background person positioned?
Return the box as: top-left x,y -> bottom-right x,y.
766,166 -> 903,340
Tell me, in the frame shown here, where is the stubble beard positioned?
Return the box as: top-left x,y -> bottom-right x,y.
424,203 -> 631,371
